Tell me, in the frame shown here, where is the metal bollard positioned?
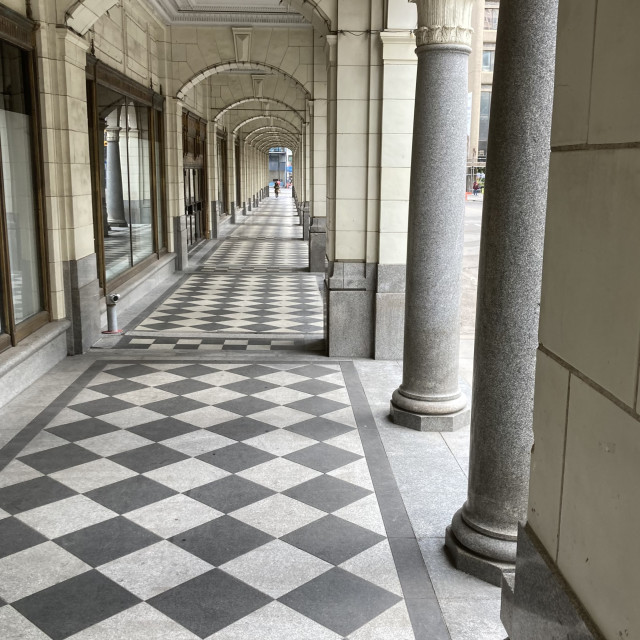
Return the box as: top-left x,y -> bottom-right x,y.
102,293 -> 123,334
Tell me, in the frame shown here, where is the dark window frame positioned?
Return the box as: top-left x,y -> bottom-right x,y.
0,8 -> 50,353
85,56 -> 167,294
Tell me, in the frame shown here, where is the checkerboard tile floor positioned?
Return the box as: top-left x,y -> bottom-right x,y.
127,189 -> 324,341
133,274 -> 324,335
201,239 -> 308,272
112,337 -> 324,352
0,361 -> 415,639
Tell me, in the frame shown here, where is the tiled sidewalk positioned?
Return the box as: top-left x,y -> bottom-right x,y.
0,360 -> 445,639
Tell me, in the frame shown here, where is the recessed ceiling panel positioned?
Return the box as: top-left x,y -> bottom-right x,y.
150,0 -> 310,26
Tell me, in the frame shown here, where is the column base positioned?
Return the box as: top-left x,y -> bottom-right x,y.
230,203 -> 237,224
390,399 -> 469,432
445,525 -> 514,588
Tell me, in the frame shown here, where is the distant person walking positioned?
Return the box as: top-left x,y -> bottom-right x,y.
274,179 -> 280,198
472,180 -> 480,196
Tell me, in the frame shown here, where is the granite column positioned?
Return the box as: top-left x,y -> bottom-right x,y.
445,0 -> 559,585
390,0 -> 474,431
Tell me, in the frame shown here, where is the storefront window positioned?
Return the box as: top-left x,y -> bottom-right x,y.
0,36 -> 47,349
87,66 -> 166,290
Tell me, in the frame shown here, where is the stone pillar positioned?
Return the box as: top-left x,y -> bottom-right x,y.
105,125 -> 128,227
446,0 -> 559,586
390,0 -> 473,431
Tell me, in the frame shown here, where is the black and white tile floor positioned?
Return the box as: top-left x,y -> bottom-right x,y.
129,192 -> 324,342
134,273 -> 324,335
110,336 -> 324,352
0,360 -> 441,639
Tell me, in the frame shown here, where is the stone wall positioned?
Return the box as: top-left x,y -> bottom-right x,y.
510,1 -> 640,638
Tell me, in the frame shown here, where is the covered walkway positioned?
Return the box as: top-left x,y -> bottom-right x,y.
0,194 -> 503,639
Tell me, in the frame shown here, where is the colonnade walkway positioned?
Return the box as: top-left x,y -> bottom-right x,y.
118,189 -> 325,354
0,195 -> 505,640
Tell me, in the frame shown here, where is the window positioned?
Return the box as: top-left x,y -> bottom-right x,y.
482,49 -> 495,72
0,34 -> 49,352
86,61 -> 167,291
478,90 -> 492,161
484,8 -> 499,30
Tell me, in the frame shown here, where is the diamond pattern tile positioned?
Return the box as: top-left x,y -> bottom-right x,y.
280,567 -> 401,637
0,350 -> 422,638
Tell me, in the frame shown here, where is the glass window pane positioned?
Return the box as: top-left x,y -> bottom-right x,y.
99,85 -> 131,281
479,90 -> 492,160
482,50 -> 495,72
0,41 -> 43,325
484,8 -> 499,30
128,102 -> 153,266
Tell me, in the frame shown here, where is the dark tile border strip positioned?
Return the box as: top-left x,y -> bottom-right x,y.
340,361 -> 452,640
0,360 -> 107,472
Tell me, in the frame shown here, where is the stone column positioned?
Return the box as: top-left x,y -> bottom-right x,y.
105,124 -> 128,227
445,0 -> 558,586
390,0 -> 473,431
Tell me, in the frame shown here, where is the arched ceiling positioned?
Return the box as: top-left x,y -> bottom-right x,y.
65,0 -> 333,34
215,98 -> 304,124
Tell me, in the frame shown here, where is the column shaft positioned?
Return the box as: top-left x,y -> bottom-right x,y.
390,37 -> 471,431
446,0 -> 559,585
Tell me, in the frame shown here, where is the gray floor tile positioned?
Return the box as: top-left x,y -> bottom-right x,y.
206,417 -> 277,441
197,442 -> 276,473
18,444 -> 100,475
89,380 -> 147,396
46,418 -> 119,443
70,397 -> 134,418
13,570 -> 140,640
0,518 -> 47,560
170,515 -> 273,565
286,396 -> 349,417
128,416 -> 200,441
282,515 -> 384,565
223,379 -> 278,395
156,379 -> 213,396
0,477 -> 76,515
98,540 -> 213,600
285,417 -> 354,442
186,475 -> 274,513
148,569 -> 272,637
285,442 -> 362,472
284,475 -> 372,513
280,567 -> 401,637
109,443 -> 189,473
287,379 -> 344,395
55,516 -> 161,567
215,396 -> 279,417
86,475 -> 177,514
140,397 -> 209,418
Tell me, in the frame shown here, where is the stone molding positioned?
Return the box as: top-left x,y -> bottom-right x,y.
410,0 -> 474,47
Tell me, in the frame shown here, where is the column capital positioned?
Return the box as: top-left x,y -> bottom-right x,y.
325,34 -> 338,64
410,0 -> 474,48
